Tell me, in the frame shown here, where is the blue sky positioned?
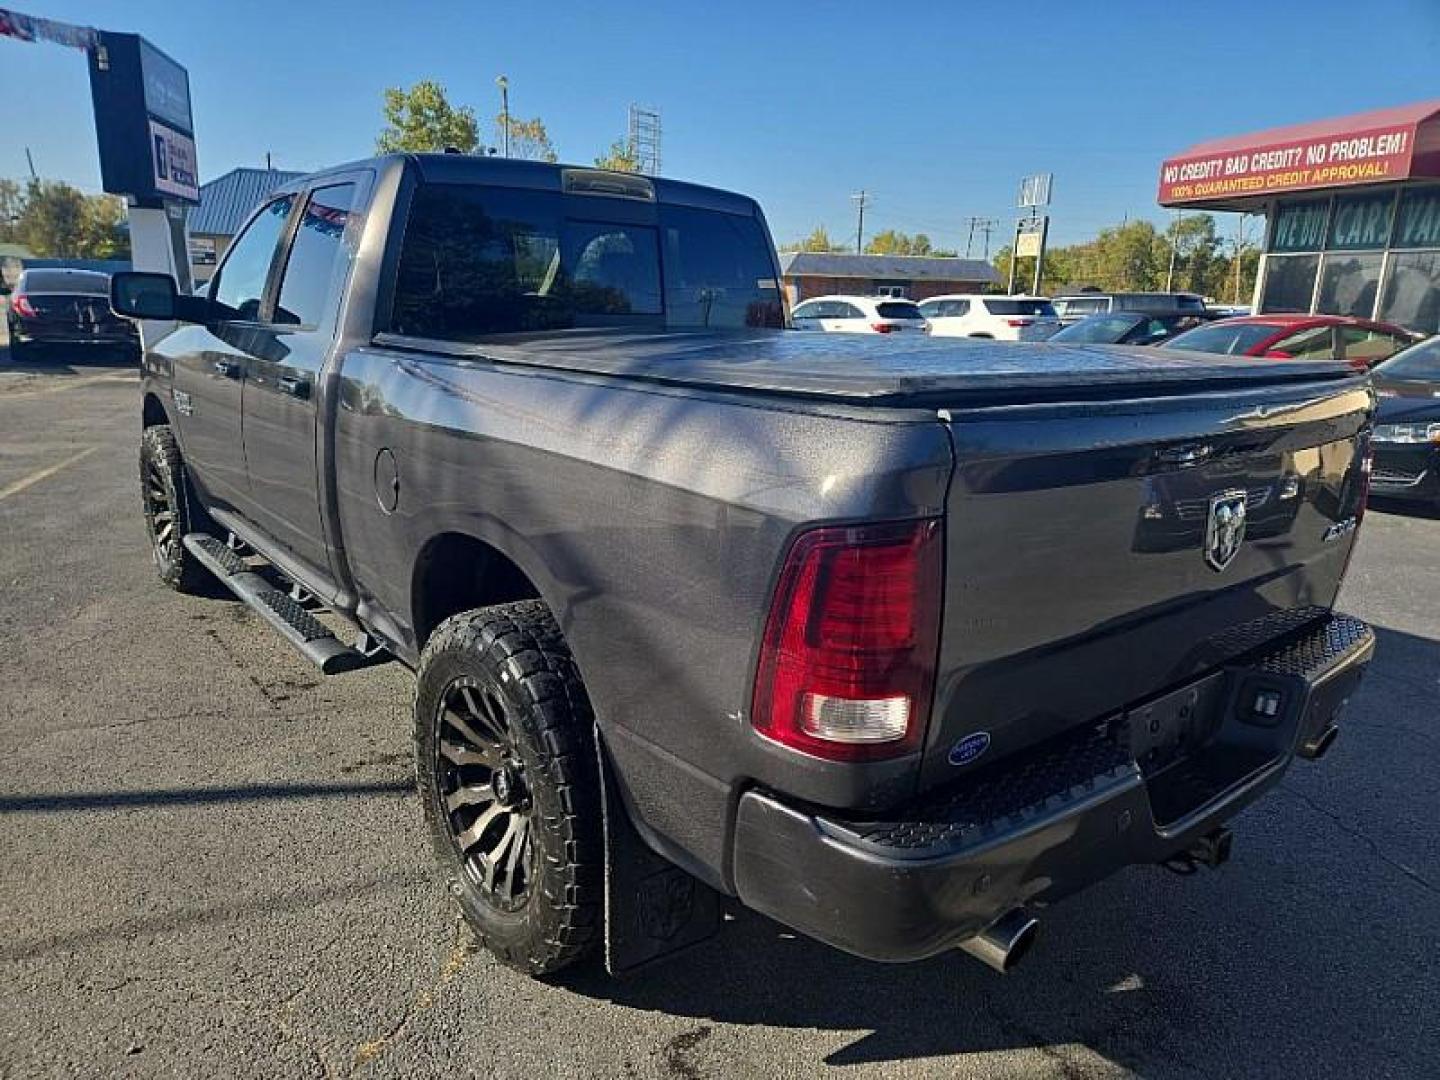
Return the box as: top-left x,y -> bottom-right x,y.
2,0 -> 1438,250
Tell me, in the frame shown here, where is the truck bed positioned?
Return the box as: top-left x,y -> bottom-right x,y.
373,328 -> 1359,406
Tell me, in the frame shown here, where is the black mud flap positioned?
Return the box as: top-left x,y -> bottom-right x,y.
596,729 -> 721,976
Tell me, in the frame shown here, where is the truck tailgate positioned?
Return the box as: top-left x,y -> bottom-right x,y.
923,376 -> 1372,791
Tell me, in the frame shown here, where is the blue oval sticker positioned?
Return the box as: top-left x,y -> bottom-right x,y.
948,732 -> 991,767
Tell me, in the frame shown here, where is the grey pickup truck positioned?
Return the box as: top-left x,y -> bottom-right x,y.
111,155 -> 1375,978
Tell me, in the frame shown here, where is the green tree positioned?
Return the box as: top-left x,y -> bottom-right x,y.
0,177 -> 22,244
376,80 -> 481,154
498,114 -> 557,162
783,225 -> 845,252
594,137 -> 641,172
865,229 -> 932,256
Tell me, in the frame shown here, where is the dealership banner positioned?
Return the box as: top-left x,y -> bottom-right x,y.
0,7 -> 97,50
1159,123 -> 1417,205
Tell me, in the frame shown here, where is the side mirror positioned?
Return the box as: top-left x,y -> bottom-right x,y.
111,272 -> 179,320
111,271 -> 212,323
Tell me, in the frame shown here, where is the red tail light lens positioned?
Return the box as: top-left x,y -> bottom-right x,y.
870,322 -> 896,333
752,519 -> 943,761
1005,318 -> 1034,327
11,293 -> 37,318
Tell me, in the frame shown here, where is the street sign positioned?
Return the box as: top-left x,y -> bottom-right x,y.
1016,230 -> 1042,258
1018,173 -> 1053,208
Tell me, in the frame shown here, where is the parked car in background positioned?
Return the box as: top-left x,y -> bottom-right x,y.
790,294 -> 928,334
4,268 -> 139,363
918,294 -> 1060,340
1048,311 -> 1213,347
1161,314 -> 1416,372
1369,335 -> 1440,509
1052,292 -> 1207,324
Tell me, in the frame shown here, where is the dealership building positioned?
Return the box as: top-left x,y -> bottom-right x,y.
1159,100 -> 1440,335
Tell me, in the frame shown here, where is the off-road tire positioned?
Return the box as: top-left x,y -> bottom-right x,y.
139,424 -> 212,593
415,600 -> 603,976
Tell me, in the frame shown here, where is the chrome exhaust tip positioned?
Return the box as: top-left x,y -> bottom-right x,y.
1299,723 -> 1339,760
958,908 -> 1039,974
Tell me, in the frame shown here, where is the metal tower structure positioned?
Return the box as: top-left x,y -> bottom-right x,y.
628,104 -> 662,176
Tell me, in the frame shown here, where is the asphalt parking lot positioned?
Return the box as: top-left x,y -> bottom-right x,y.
0,351 -> 1436,1080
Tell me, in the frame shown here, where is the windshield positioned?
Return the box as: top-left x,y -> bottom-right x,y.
985,299 -> 1057,317
1375,335 -> 1440,381
1163,322 -> 1279,355
876,301 -> 924,320
1050,314 -> 1141,343
389,183 -> 783,338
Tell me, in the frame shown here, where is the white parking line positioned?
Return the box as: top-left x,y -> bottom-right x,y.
0,446 -> 100,503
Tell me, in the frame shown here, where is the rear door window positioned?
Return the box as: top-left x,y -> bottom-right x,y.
273,183 -> 358,328
984,299 -> 1057,317
1339,326 -> 1405,368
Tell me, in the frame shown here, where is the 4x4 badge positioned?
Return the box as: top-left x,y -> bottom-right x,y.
1204,490 -> 1247,572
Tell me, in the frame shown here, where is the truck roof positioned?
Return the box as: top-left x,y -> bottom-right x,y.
277,153 -> 762,217
383,329 -> 1361,406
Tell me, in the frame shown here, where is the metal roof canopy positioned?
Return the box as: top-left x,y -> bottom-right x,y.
1158,100 -> 1440,210
778,251 -> 1001,284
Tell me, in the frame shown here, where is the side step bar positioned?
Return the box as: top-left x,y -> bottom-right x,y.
184,533 -> 385,675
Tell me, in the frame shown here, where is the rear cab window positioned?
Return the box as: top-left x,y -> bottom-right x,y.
388,182 -> 783,339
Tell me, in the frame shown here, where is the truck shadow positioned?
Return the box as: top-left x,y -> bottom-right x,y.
1368,495 -> 1440,521
565,621 -> 1440,1077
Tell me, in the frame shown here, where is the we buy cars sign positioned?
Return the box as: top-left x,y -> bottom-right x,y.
1158,123 -> 1416,205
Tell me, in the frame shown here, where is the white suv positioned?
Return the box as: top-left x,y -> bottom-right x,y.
917,295 -> 1061,341
790,295 -> 929,335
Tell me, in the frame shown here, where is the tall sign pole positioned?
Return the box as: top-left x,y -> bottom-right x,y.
1014,173 -> 1053,295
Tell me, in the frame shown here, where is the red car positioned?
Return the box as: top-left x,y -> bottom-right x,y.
1162,314 -> 1417,372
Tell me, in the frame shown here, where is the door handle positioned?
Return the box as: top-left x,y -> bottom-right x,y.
212,359 -> 242,380
278,375 -> 311,400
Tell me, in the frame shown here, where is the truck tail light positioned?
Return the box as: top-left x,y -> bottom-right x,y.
1006,318 -> 1034,327
11,293 -> 37,318
1356,432 -> 1373,522
870,322 -> 896,333
752,519 -> 942,761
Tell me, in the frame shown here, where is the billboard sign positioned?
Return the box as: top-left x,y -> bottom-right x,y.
1159,123 -> 1416,205
89,32 -> 199,205
1018,173 -> 1052,208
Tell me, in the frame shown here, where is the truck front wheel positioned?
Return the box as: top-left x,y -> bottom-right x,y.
414,601 -> 603,975
139,425 -> 212,593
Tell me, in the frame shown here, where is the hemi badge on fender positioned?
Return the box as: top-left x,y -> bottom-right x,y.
949,731 -> 991,767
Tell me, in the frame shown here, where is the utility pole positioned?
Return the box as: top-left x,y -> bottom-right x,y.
1165,209 -> 1182,292
964,216 -> 999,259
24,146 -> 37,180
496,74 -> 510,157
851,190 -> 869,254
1232,213 -> 1248,304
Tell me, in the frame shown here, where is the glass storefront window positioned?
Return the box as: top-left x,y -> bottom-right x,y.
1379,251 -> 1440,336
1393,187 -> 1440,249
1259,254 -> 1319,313
1328,192 -> 1394,250
1316,252 -> 1383,318
1271,201 -> 1329,252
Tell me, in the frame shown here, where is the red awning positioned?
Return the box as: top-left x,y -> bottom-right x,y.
1158,100 -> 1440,209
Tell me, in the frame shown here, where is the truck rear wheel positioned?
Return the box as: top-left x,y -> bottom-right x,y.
139,424 -> 211,593
414,600 -> 602,975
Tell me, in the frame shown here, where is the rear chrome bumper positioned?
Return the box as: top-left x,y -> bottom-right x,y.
732,613 -> 1374,962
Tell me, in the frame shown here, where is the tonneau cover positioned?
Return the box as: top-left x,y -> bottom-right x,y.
373,328 -> 1357,405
